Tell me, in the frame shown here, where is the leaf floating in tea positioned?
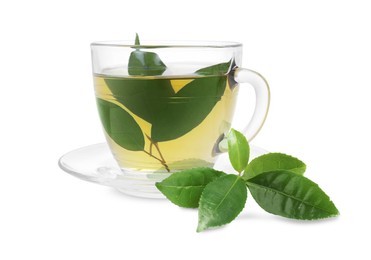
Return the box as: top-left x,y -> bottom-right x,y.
244,153 -> 306,180
246,170 -> 339,220
197,174 -> 247,232
105,77 -> 175,124
135,32 -> 140,45
128,34 -> 167,76
195,60 -> 232,76
128,51 -> 167,76
96,98 -> 145,151
155,168 -> 226,208
108,71 -> 229,142
196,59 -> 238,90
151,75 -> 227,142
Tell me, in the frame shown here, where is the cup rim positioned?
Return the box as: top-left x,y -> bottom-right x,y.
90,40 -> 242,49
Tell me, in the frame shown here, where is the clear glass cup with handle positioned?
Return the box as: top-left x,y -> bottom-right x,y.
91,39 -> 270,198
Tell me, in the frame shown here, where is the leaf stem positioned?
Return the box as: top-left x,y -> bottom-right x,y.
144,134 -> 170,172
143,150 -> 169,171
153,142 -> 167,166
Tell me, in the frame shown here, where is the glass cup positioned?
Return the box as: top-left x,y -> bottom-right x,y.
91,40 -> 270,197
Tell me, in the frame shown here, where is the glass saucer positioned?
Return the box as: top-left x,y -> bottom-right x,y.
58,143 -> 268,199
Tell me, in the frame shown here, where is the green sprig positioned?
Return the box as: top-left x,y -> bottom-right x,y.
156,128 -> 339,232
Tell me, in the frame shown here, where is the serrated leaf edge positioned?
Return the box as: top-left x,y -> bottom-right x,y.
155,182 -> 203,208
246,172 -> 339,220
197,175 -> 247,232
243,152 -> 307,180
155,167 -> 226,208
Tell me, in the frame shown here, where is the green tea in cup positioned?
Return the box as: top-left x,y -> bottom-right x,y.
91,36 -> 269,197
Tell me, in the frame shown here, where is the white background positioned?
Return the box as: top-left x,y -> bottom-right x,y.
1,0 -> 370,259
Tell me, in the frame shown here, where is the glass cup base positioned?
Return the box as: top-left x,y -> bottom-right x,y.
110,169 -> 170,199
58,143 -> 268,199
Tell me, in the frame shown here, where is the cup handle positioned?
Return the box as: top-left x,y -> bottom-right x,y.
233,68 -> 270,141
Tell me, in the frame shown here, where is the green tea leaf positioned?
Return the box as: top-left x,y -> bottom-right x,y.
155,168 -> 226,208
197,175 -> 247,232
135,33 -> 140,45
227,129 -> 250,173
96,98 -> 144,151
243,153 -> 306,180
107,57 -> 233,146
246,170 -> 339,220
128,50 -> 167,76
196,60 -> 231,75
107,73 -> 227,142
196,59 -> 238,90
151,75 -> 227,142
105,77 -> 175,124
128,34 -> 167,76
106,34 -> 172,123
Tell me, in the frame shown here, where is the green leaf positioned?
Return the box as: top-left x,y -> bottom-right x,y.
107,70 -> 228,142
96,98 -> 144,151
135,33 -> 140,45
128,33 -> 167,76
105,77 -> 175,124
108,57 -> 231,142
227,129 -> 250,173
128,50 -> 167,76
196,59 -> 238,90
195,60 -> 231,75
243,153 -> 306,180
197,175 -> 247,232
151,75 -> 227,142
106,34 -> 172,123
246,170 -> 339,220
155,168 -> 226,208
